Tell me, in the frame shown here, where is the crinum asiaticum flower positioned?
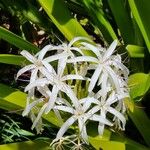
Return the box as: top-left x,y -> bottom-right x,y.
53,98 -> 112,143
17,37 -> 130,146
37,37 -> 91,74
67,40 -> 129,94
24,60 -> 84,114
80,91 -> 127,135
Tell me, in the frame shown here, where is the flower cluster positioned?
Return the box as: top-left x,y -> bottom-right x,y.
16,37 -> 129,145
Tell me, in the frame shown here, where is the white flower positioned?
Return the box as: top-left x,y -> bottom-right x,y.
67,40 -> 129,93
54,99 -> 112,143
25,64 -> 84,114
39,37 -> 91,74
80,91 -> 126,135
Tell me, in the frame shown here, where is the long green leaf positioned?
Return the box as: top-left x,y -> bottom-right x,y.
0,140 -> 49,150
108,0 -> 135,44
126,45 -> 145,58
0,83 -> 60,127
128,0 -> 150,52
128,73 -> 150,100
0,54 -> 26,65
128,105 -> 150,147
38,0 -> 89,41
0,26 -> 39,52
82,0 -> 117,44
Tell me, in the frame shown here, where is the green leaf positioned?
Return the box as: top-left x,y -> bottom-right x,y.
0,140 -> 49,150
128,0 -> 150,52
89,136 -> 125,150
38,0 -> 89,41
0,26 -> 39,52
82,0 -> 117,44
128,73 -> 150,100
126,45 -> 145,58
128,103 -> 150,147
108,0 -> 135,44
0,54 -> 26,65
0,83 -> 60,127
111,133 -> 150,150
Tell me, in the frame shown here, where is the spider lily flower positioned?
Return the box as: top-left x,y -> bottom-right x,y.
54,101 -> 112,143
25,63 -> 84,114
67,40 -> 129,93
80,91 -> 126,135
38,37 -> 92,74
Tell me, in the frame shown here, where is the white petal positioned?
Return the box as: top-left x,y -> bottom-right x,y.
21,50 -> 37,63
105,66 -> 120,93
43,52 -> 67,62
70,47 -> 84,55
81,42 -> 101,58
103,40 -> 117,61
38,45 -> 54,60
16,64 -> 35,79
22,98 -> 43,116
25,78 -> 48,92
68,37 -> 91,47
54,105 -> 74,114
63,85 -> 80,108
78,119 -> 88,143
56,116 -> 76,139
31,103 -> 47,129
45,85 -> 59,114
57,58 -> 67,76
62,74 -> 84,81
90,114 -> 112,126
67,56 -> 98,63
107,107 -> 126,126
30,68 -> 38,83
88,65 -> 102,92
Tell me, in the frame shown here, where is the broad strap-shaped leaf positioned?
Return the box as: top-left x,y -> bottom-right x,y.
38,0 -> 89,41
128,73 -> 150,100
82,0 -> 118,44
128,104 -> 150,147
0,26 -> 39,52
128,0 -> 150,52
108,0 -> 135,44
0,54 -> 26,65
0,140 -> 49,150
126,45 -> 145,58
0,83 -> 61,127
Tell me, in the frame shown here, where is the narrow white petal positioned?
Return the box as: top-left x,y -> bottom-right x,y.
67,56 -> 98,63
21,50 -> 37,63
30,68 -> 38,83
63,85 -> 80,108
54,105 -> 74,114
16,64 -> 35,79
56,116 -> 76,139
22,98 -> 43,116
90,114 -> 112,126
57,58 -> 67,76
78,119 -> 88,143
25,78 -> 48,92
105,66 -> 120,93
88,65 -> 102,92
62,74 -> 84,81
103,40 -> 117,61
38,45 -> 54,60
68,37 -> 91,47
31,103 -> 47,129
45,85 -> 59,114
44,53 -> 67,62
70,47 -> 84,55
81,42 -> 101,58
107,107 -> 126,126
